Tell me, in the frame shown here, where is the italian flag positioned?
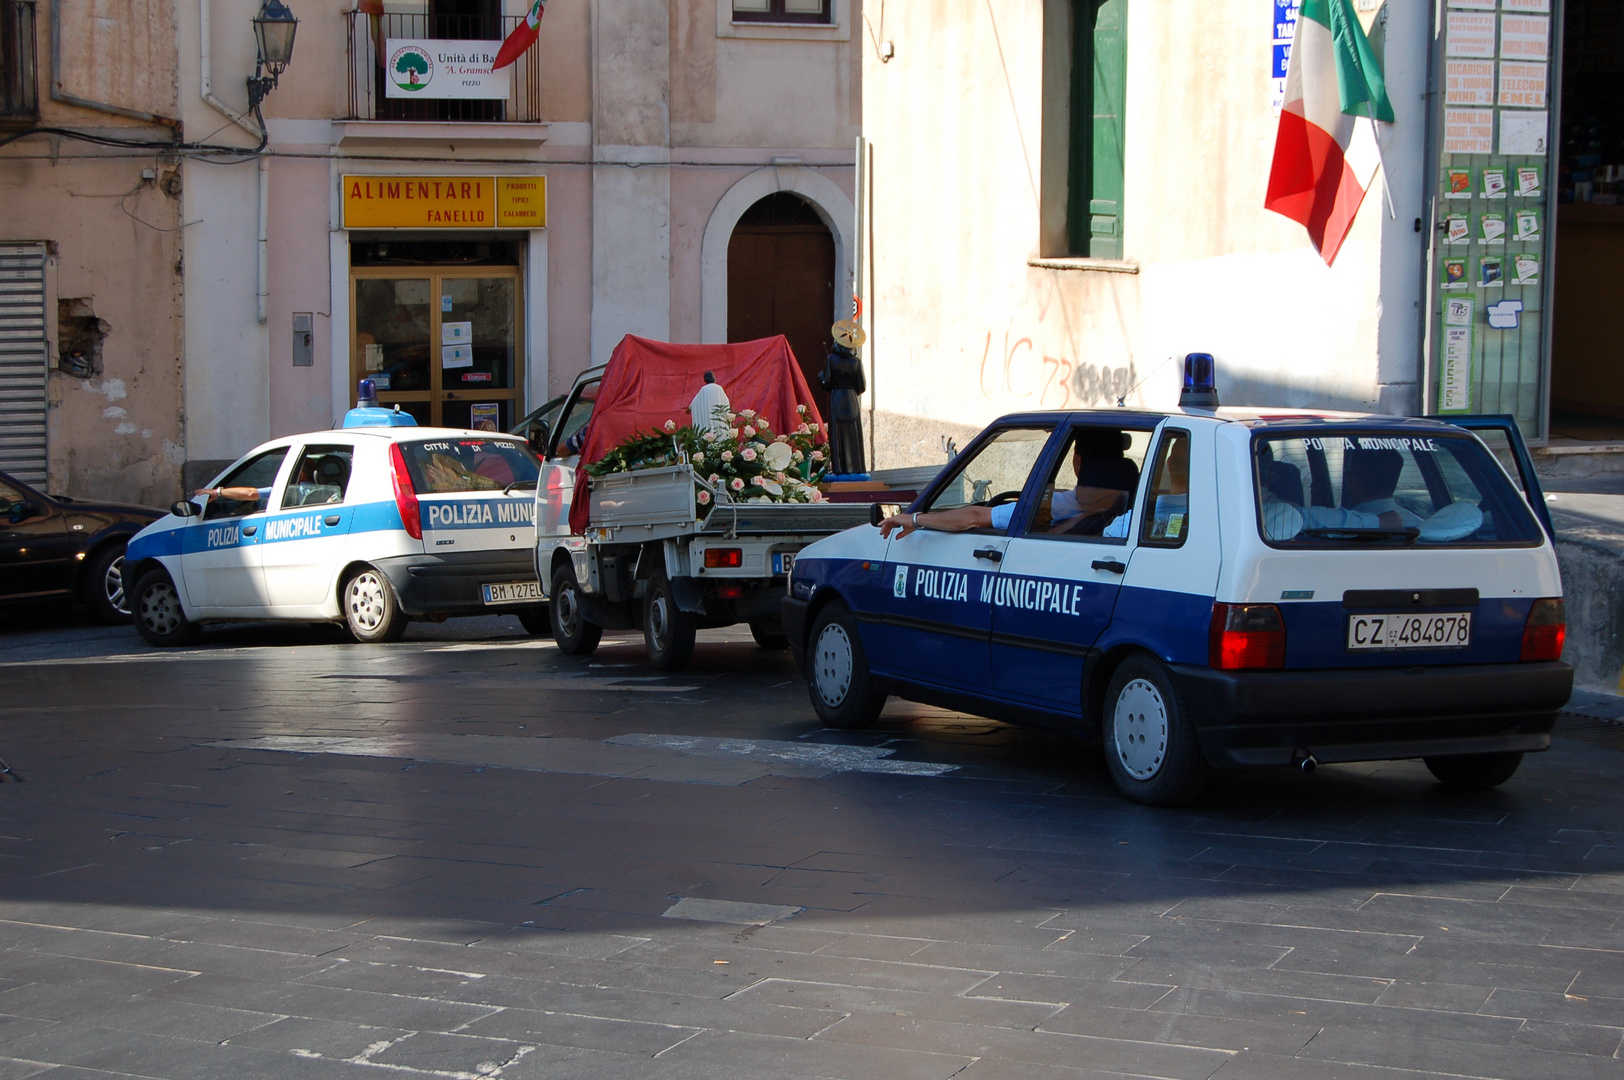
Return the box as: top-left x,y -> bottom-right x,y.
492,0 -> 547,71
1265,0 -> 1393,266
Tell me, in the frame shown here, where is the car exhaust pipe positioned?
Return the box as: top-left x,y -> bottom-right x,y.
1291,749 -> 1318,775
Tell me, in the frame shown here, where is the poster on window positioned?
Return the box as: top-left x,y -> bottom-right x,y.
384,39 -> 510,99
1499,110 -> 1548,155
1446,61 -> 1495,106
1445,110 -> 1495,154
1440,327 -> 1474,413
1500,15 -> 1549,61
1446,12 -> 1497,58
1498,62 -> 1548,108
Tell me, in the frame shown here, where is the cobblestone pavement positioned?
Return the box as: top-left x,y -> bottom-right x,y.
0,615 -> 1622,1079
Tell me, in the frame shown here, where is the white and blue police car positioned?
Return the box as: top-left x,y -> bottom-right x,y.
125,383 -> 546,645
782,356 -> 1572,805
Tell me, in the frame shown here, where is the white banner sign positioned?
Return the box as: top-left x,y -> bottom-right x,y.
385,39 -> 509,99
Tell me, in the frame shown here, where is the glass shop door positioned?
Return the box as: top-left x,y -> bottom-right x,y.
351,266 -> 523,430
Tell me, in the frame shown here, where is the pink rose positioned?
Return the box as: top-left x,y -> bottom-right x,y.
663,420 -> 677,432
743,426 -> 756,438
709,473 -> 720,483
741,448 -> 757,461
730,477 -> 745,491
740,409 -> 756,419
697,489 -> 711,504
797,423 -> 809,435
808,488 -> 824,502
775,472 -> 786,483
721,450 -> 733,462
811,449 -> 824,461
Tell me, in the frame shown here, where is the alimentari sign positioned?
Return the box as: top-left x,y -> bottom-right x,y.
384,39 -> 507,99
343,176 -> 547,229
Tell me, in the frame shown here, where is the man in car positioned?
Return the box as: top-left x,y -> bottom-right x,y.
882,429 -> 1137,539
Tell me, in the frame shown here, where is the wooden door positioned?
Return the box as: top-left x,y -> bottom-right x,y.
726,195 -> 836,416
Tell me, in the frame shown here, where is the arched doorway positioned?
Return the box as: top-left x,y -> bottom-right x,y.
726,193 -> 836,416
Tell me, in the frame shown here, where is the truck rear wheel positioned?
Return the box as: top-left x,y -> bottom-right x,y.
644,571 -> 697,670
806,601 -> 885,730
551,564 -> 601,655
1424,751 -> 1524,789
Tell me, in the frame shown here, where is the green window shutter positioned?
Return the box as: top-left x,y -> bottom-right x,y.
1089,0 -> 1125,258
1067,0 -> 1126,258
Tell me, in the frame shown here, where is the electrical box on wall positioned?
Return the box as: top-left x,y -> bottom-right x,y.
292,312 -> 314,367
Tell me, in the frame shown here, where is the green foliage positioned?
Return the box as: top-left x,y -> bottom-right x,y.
395,52 -> 430,75
586,406 -> 829,510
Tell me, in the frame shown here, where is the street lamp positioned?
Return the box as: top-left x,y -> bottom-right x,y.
247,0 -> 299,110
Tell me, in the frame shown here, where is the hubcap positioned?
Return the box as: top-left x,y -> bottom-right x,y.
649,591 -> 671,648
347,571 -> 387,632
138,580 -> 182,636
1113,677 -> 1169,780
555,583 -> 580,634
104,554 -> 127,615
813,622 -> 854,707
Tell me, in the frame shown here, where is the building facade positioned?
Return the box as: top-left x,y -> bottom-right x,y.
0,0 -> 187,503
1,0 -> 860,499
859,0 -> 1608,468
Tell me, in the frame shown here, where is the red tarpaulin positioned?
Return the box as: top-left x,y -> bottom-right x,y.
568,335 -> 826,534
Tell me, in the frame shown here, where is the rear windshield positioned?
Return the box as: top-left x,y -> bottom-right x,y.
1253,430 -> 1542,547
400,438 -> 539,494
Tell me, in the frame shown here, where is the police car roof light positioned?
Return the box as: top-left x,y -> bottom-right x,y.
344,378 -> 419,428
1180,352 -> 1220,409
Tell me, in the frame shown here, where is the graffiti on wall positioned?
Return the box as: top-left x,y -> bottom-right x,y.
977,332 -> 1137,409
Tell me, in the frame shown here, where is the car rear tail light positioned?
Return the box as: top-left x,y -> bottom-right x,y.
704,547 -> 743,568
1520,598 -> 1566,661
388,443 -> 422,540
1209,602 -> 1287,670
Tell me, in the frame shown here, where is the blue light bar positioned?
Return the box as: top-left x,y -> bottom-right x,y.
1179,352 -> 1219,409
343,378 -> 417,428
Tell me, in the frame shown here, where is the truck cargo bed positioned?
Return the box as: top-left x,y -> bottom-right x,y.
586,465 -> 871,541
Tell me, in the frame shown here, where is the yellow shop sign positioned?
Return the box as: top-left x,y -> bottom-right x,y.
342,176 -> 547,229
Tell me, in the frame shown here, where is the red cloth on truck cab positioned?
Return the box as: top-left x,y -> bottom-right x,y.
568,334 -> 826,535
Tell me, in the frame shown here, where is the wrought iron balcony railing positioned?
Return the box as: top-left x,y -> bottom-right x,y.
345,10 -> 541,123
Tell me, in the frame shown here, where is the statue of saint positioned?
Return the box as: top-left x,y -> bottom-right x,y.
688,371 -> 731,434
819,343 -> 867,476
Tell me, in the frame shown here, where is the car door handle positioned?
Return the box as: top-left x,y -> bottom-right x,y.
1091,558 -> 1126,574
324,515 -> 341,526
972,547 -> 1003,563
241,526 -> 257,537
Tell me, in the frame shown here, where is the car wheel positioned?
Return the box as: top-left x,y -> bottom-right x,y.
643,571 -> 697,671
343,566 -> 408,643
1102,654 -> 1210,806
806,601 -> 885,730
83,543 -> 131,623
517,607 -> 551,637
1424,751 -> 1524,789
550,564 -> 602,655
132,568 -> 199,647
749,620 -> 790,650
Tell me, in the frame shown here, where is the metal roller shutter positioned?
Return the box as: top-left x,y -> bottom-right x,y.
0,243 -> 48,486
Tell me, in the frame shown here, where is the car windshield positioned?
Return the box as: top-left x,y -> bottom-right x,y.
399,438 -> 540,494
1253,430 -> 1542,547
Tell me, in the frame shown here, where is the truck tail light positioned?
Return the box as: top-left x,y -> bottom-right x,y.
1520,598 -> 1565,661
1209,602 -> 1286,670
704,548 -> 743,568
389,443 -> 422,540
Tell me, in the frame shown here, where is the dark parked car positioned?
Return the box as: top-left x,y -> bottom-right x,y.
0,471 -> 165,622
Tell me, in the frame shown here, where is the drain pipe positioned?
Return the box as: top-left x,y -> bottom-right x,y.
257,155 -> 270,324
199,0 -> 270,324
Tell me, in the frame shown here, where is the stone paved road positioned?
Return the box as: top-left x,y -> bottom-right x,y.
0,615 -> 1622,1079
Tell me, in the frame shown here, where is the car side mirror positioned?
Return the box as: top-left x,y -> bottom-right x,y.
171,499 -> 202,518
868,502 -> 901,527
526,419 -> 551,458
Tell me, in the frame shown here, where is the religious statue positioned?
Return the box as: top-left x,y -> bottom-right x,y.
688,371 -> 731,434
819,342 -> 867,477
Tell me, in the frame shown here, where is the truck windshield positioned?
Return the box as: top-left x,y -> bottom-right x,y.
400,438 -> 540,494
1253,430 -> 1541,547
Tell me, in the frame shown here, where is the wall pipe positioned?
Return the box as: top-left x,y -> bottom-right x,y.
257,154 -> 269,324
199,0 -> 270,325
199,0 -> 263,137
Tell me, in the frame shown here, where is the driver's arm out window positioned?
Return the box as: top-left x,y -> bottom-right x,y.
921,427 -> 1053,533
204,449 -> 288,520
1020,427 -> 1150,543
